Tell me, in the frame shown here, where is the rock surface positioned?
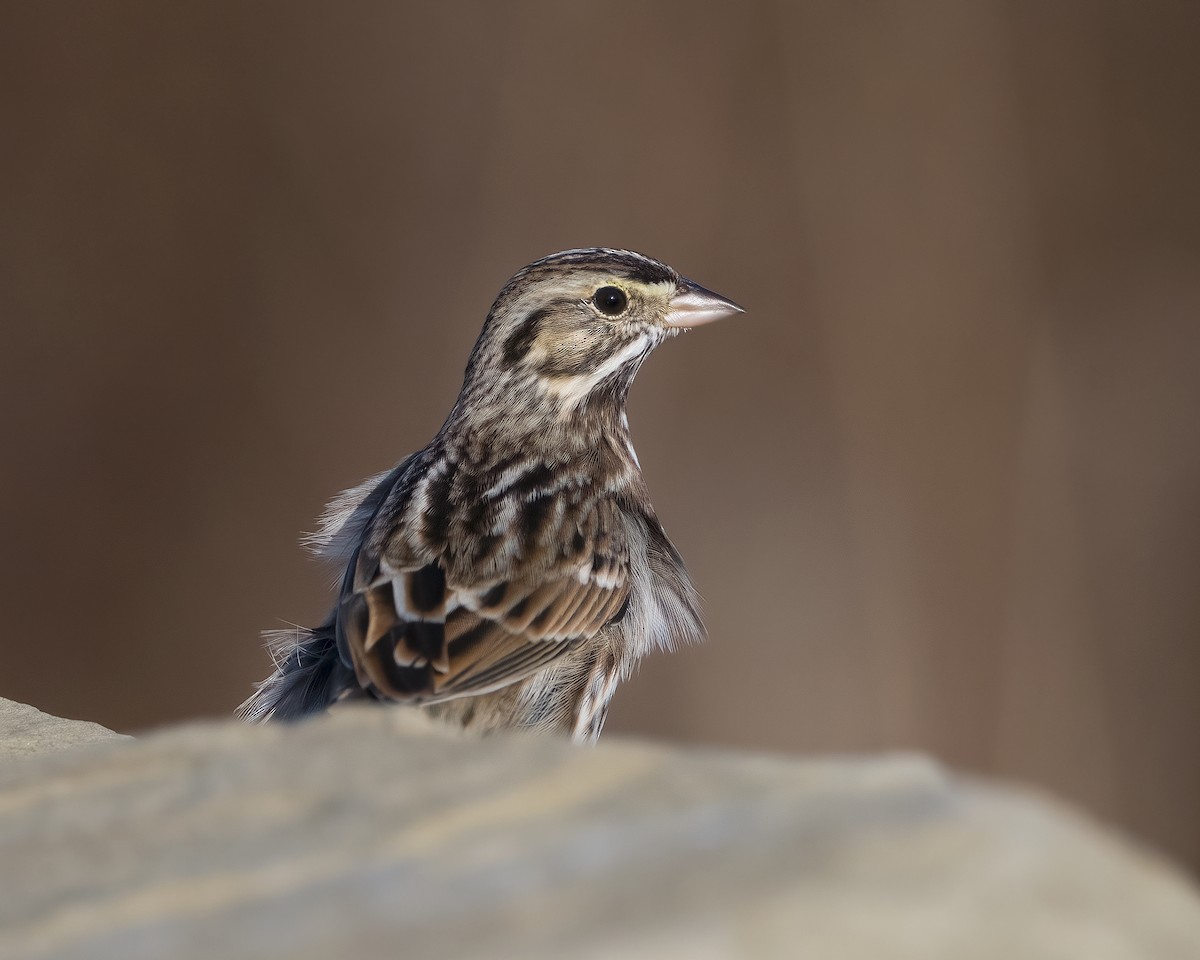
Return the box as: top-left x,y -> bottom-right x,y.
0,697 -> 130,760
2,697 -> 1199,960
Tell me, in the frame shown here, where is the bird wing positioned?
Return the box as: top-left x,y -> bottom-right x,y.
337,497 -> 630,703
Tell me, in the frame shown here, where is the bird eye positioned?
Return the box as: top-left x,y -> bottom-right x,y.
592,286 -> 628,316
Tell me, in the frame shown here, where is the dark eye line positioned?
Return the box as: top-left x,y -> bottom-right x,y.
500,306 -> 551,367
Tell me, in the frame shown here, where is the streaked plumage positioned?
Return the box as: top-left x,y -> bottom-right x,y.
238,248 -> 741,741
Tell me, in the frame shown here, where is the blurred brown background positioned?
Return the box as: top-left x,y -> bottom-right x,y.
3,2 -> 1198,870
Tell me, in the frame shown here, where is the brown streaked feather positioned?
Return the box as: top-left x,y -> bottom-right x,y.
362,582 -> 398,651
436,615 -> 586,696
339,495 -> 631,704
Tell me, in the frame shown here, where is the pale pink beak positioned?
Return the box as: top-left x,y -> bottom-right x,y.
663,278 -> 745,329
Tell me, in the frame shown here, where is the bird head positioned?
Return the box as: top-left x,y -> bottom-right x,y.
455,248 -> 742,430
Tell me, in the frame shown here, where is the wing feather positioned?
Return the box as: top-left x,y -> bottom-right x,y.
338,493 -> 629,704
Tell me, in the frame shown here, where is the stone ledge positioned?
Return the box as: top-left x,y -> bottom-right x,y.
0,697 -> 130,760
2,697 -> 1199,959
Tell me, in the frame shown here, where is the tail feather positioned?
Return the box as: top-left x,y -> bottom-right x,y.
236,621 -> 356,722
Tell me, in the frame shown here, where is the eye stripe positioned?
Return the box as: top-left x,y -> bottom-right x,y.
501,308 -> 549,367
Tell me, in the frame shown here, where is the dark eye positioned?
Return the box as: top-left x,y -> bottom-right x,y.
592,286 -> 628,316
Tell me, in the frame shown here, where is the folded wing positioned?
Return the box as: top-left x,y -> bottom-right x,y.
339,497 -> 629,703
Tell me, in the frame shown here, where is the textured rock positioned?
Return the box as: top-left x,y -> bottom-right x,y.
0,697 -> 129,760
2,698 -> 1199,960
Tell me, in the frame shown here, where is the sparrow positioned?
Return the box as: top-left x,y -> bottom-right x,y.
238,248 -> 742,741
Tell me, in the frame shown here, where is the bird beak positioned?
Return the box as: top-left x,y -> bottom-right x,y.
663,278 -> 745,328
